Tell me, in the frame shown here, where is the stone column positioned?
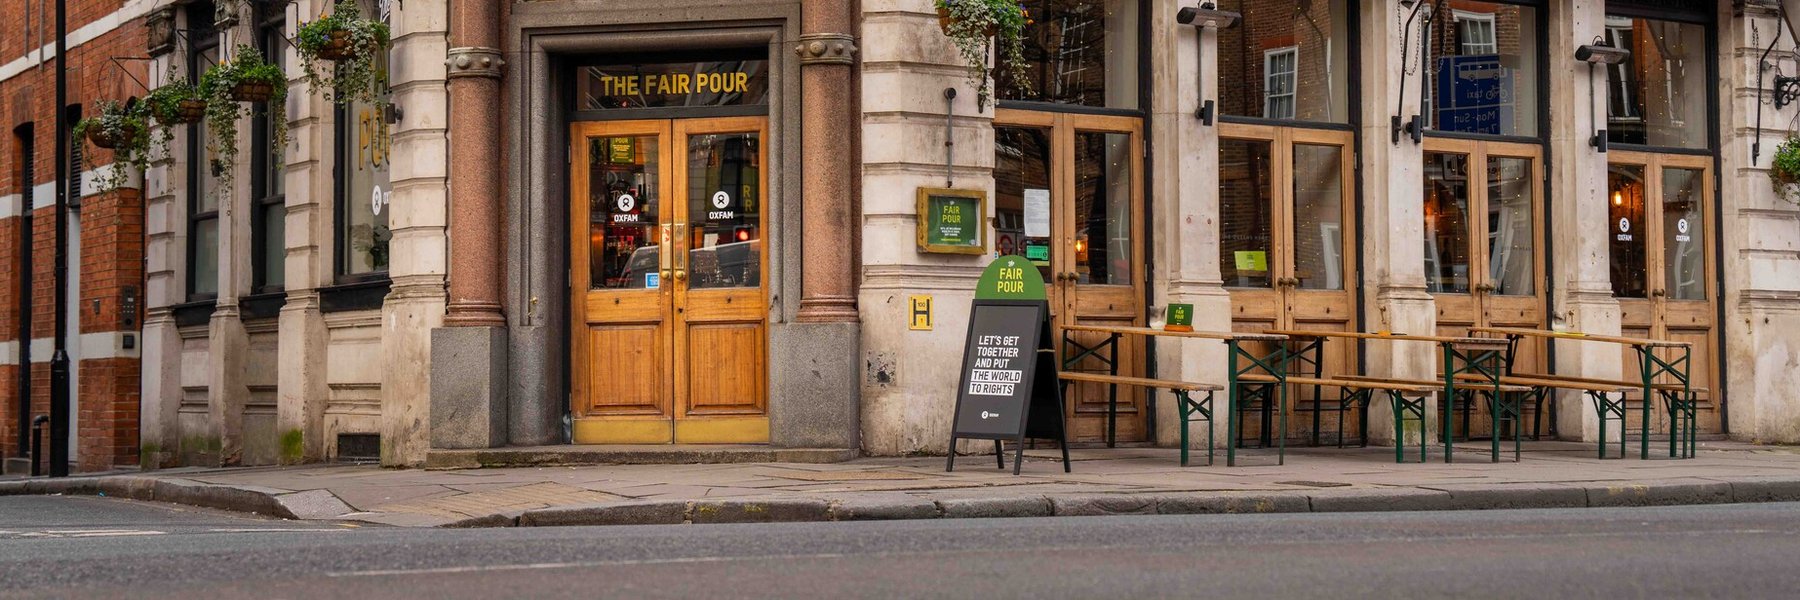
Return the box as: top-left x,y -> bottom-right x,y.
769,0 -> 860,450
430,0 -> 510,451
1547,0 -> 1624,442
795,0 -> 860,324
1359,0 -> 1437,446
1149,0 -> 1233,449
276,0 -> 333,464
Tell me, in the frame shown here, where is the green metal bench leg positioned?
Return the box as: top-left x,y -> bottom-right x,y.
1180,389 -> 1217,467
1180,390 -> 1190,467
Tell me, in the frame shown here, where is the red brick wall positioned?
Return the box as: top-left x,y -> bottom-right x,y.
1,0 -> 148,473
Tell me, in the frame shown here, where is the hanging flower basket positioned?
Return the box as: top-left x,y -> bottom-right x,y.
1772,136 -> 1800,205
231,81 -> 276,102
296,0 -> 392,105
85,123 -> 138,149
317,29 -> 357,61
933,0 -> 1032,109
937,7 -> 999,38
200,45 -> 291,198
146,80 -> 208,126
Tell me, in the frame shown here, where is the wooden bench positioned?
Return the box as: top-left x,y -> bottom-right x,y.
1489,373 -> 1707,459
1057,372 -> 1224,467
1239,374 -> 1441,464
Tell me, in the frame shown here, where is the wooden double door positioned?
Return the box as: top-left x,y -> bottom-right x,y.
1219,124 -> 1358,441
570,117 -> 770,444
993,110 -> 1146,443
1422,139 -> 1547,369
1606,151 -> 1719,433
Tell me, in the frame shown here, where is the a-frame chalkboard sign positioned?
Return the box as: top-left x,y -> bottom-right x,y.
946,257 -> 1071,475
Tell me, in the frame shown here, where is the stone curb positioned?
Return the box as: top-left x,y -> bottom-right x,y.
9,475 -> 1800,528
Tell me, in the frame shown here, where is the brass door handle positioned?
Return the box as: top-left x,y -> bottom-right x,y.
674,270 -> 689,283
1652,288 -> 1666,297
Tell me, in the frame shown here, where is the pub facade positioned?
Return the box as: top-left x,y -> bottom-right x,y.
2,0 -> 1797,472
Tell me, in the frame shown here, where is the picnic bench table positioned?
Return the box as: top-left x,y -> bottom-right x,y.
1470,327 -> 1701,459
1059,325 -> 1288,466
1268,330 -> 1528,463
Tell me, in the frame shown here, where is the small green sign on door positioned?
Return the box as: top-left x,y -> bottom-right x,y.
917,188 -> 987,255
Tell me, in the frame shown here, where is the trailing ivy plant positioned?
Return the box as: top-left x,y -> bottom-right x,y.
1772,136 -> 1800,205
72,100 -> 153,193
296,0 -> 391,105
934,0 -> 1032,109
200,45 -> 290,197
145,79 -> 206,127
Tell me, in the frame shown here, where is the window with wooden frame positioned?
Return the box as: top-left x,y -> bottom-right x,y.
250,7 -> 286,294
187,3 -> 221,301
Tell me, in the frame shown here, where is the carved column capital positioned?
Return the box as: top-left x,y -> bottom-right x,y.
794,33 -> 858,66
446,47 -> 506,80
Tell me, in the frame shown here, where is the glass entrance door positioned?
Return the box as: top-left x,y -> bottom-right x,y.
1607,152 -> 1718,433
994,110 -> 1145,444
571,117 -> 770,444
1219,124 -> 1357,443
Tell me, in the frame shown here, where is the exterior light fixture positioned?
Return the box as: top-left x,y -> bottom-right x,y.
1576,38 -> 1630,153
1393,0 -> 1434,145
1177,2 -> 1240,126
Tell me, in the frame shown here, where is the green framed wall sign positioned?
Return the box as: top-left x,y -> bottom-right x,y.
917,187 -> 988,255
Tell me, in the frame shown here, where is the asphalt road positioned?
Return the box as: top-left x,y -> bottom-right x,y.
2,495 -> 1798,599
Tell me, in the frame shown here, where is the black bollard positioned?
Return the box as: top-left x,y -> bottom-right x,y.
29,415 -> 48,477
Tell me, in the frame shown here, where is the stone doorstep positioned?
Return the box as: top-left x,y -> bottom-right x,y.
424,446 -> 861,470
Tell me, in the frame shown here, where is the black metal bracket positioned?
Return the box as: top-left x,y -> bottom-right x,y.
1196,100 -> 1215,125
1777,74 -> 1800,109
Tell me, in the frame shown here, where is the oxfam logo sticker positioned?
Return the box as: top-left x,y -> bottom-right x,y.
616,194 -> 636,213
1678,218 -> 1690,235
1618,217 -> 1631,233
712,191 -> 732,209
980,411 -> 998,420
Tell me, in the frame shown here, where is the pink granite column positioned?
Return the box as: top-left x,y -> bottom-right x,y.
443,0 -> 507,327
794,0 -> 860,323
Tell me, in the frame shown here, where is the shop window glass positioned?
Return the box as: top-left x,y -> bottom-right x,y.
589,136 -> 660,289
188,10 -> 220,300
1218,0 -> 1349,123
994,127 -> 1055,283
1605,16 -> 1706,148
997,0 -> 1139,110
337,0 -> 391,278
1220,139 -> 1274,288
1423,152 -> 1472,294
1487,157 -> 1534,296
1073,132 -> 1131,285
1663,167 -> 1705,300
1425,2 -> 1539,136
1293,144 -> 1342,290
686,132 -> 761,290
252,14 -> 286,293
1608,164 -> 1649,299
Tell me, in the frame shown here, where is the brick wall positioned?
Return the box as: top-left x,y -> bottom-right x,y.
1,0 -> 148,473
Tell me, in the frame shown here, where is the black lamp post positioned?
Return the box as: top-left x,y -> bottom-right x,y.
49,0 -> 71,478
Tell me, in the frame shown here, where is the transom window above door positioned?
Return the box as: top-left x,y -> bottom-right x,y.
1423,1 -> 1541,137
1217,0 -> 1350,124
996,0 -> 1140,110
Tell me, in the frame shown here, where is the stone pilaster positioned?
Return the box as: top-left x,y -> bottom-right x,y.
1722,1 -> 1800,443
1149,0 -> 1233,449
275,0 -> 334,463
139,49 -> 188,469
1359,0 -> 1437,446
1547,0 -> 1625,442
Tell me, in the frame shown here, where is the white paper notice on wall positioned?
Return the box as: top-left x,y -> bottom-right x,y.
1024,189 -> 1050,238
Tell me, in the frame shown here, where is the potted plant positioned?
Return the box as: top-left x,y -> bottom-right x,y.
145,80 -> 207,126
934,0 -> 1032,109
200,44 -> 290,196
72,100 -> 154,192
296,0 -> 391,105
1773,136 -> 1800,205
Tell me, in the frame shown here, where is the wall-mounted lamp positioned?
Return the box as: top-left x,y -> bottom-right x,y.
1177,2 -> 1240,126
1393,0 -> 1434,145
1575,38 -> 1629,153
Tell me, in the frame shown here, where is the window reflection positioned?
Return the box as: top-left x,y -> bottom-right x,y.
1605,16 -> 1706,148
1293,144 -> 1342,291
1663,168 -> 1704,300
590,136 -> 661,290
1218,0 -> 1349,123
686,133 -> 762,290
1608,165 -> 1648,299
997,0 -> 1139,109
1487,157 -> 1534,295
1424,152 -> 1472,294
1423,2 -> 1539,136
1220,139 -> 1273,288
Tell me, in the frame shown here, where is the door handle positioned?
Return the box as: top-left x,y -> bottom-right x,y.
1652,288 -> 1666,297
673,270 -> 689,283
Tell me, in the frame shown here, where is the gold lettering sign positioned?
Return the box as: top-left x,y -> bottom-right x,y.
580,60 -> 770,110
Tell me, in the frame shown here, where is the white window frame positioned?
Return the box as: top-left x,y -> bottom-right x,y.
1453,10 -> 1498,56
1263,46 -> 1298,120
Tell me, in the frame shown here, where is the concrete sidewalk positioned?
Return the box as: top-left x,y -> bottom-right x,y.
5,440 -> 1800,527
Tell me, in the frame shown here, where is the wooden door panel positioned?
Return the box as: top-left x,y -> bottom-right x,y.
585,325 -> 668,416
1664,326 -> 1718,433
680,322 -> 767,416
